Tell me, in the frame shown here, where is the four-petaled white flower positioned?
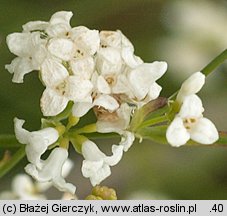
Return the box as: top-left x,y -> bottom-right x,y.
5,32 -> 47,83
14,117 -> 59,169
81,140 -> 124,186
127,61 -> 167,105
166,72 -> 219,147
40,58 -> 93,116
25,147 -> 76,194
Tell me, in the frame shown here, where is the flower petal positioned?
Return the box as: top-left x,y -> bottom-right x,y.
14,118 -> 30,144
104,145 -> 124,166
96,47 -> 122,75
81,160 -> 110,186
72,101 -> 93,117
49,11 -> 73,26
5,57 -> 34,83
70,57 -> 95,80
96,103 -> 132,133
112,74 -> 132,95
100,30 -> 121,48
52,177 -> 76,195
6,33 -> 32,57
97,75 -> 111,94
166,117 -> 190,147
119,30 -> 134,50
128,62 -> 167,100
72,27 -> 100,55
25,148 -> 76,194
40,58 -> 68,87
178,94 -> 204,118
48,38 -> 74,61
82,140 -> 106,161
14,117 -> 59,168
40,88 -> 69,116
177,71 -> 205,103
122,47 -> 143,68
66,76 -> 93,101
93,94 -> 119,112
22,21 -> 48,32
119,131 -> 135,152
148,82 -> 162,101
190,117 -> 219,144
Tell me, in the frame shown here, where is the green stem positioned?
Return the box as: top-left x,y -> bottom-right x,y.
169,49 -> 227,99
0,135 -> 20,148
139,115 -> 169,129
73,123 -> 97,134
0,146 -> 26,178
86,132 -> 119,140
201,49 -> 227,76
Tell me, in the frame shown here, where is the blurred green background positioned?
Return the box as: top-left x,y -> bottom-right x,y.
0,0 -> 227,199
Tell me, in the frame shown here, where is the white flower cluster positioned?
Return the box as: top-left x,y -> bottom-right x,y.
6,11 -> 219,194
6,11 -> 167,188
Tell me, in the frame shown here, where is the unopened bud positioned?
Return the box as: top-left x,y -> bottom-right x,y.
92,186 -> 117,200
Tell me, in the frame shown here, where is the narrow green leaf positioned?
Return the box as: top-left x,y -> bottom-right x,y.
136,125 -> 168,144
130,97 -> 167,131
0,146 -> 26,178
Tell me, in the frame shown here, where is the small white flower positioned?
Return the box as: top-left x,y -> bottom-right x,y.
46,11 -> 73,37
40,58 -> 93,116
5,32 -> 47,83
81,140 -> 124,186
22,11 -> 73,37
14,118 -> 59,169
166,71 -> 218,146
71,26 -> 100,56
128,61 -> 167,101
100,30 -> 142,68
25,147 -> 76,194
166,94 -> 219,147
35,158 -> 74,192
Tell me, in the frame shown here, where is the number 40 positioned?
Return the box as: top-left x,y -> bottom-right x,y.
212,204 -> 223,212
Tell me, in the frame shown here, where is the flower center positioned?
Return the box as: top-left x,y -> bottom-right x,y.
183,117 -> 197,130
105,75 -> 116,86
74,49 -> 84,58
55,81 -> 67,96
